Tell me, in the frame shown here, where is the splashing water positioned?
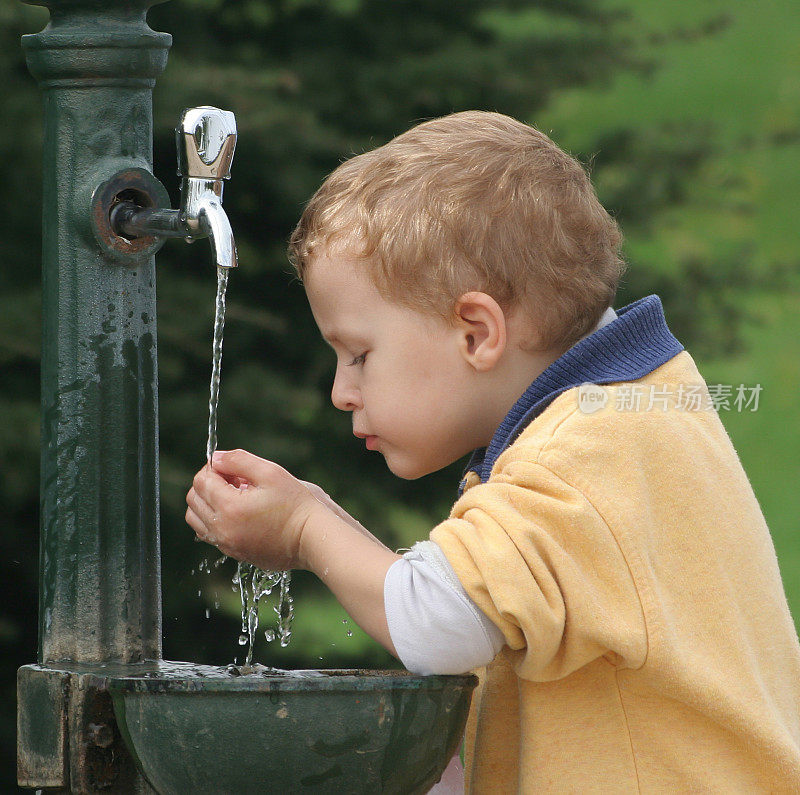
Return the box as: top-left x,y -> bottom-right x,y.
233,562 -> 294,667
203,265 -> 294,663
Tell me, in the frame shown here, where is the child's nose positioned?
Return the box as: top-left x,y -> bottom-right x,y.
331,368 -> 362,412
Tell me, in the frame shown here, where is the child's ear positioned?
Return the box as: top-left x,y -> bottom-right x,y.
453,292 -> 507,372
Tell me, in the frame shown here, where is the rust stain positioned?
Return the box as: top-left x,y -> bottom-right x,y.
377,696 -> 386,727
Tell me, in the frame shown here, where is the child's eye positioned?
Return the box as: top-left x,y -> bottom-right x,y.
347,353 -> 367,367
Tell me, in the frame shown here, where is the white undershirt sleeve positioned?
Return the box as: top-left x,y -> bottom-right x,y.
384,540 -> 505,675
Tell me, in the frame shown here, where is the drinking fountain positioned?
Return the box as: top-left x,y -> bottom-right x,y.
16,1 -> 475,793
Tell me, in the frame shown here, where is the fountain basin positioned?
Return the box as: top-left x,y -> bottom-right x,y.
108,662 -> 477,794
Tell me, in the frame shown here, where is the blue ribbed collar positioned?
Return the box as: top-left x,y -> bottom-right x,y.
461,294 -> 684,489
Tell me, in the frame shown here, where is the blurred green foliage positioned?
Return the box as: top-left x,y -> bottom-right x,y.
2,0 -> 798,789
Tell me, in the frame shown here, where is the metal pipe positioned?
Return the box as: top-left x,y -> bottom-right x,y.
110,203 -> 188,238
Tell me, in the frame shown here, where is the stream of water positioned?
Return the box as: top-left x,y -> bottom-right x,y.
205,265 -> 294,665
206,266 -> 229,465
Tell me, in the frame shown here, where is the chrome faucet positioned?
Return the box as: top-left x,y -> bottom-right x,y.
110,106 -> 238,268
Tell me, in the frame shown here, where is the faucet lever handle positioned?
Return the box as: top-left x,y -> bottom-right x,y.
177,106 -> 237,181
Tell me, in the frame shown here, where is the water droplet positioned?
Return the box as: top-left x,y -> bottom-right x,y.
342,618 -> 348,624
205,609 -> 210,619
238,634 -> 248,645
346,630 -> 353,637
265,630 -> 275,642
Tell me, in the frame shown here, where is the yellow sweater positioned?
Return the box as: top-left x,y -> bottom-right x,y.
431,351 -> 800,792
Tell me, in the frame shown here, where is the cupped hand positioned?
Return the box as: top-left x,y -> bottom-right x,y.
185,449 -> 319,571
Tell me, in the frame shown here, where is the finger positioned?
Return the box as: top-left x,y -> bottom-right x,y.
209,461 -> 248,488
217,472 -> 243,487
193,463 -> 239,505
185,504 -> 202,534
186,486 -> 217,530
211,449 -> 283,486
185,505 -> 217,545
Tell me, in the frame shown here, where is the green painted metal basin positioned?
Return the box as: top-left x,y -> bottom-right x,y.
108,662 -> 476,794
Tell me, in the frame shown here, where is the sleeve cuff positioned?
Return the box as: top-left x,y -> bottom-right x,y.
384,541 -> 505,675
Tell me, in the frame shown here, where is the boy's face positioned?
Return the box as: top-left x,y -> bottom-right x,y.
304,249 -> 491,479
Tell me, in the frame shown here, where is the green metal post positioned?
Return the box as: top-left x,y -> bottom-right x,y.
21,0 -> 171,666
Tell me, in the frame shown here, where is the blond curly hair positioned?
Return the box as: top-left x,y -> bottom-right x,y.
288,111 -> 626,351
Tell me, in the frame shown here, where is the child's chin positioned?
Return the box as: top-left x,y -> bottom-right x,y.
386,462 -> 420,480
385,455 -> 436,481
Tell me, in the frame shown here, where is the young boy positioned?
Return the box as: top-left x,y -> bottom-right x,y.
186,111 -> 800,791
